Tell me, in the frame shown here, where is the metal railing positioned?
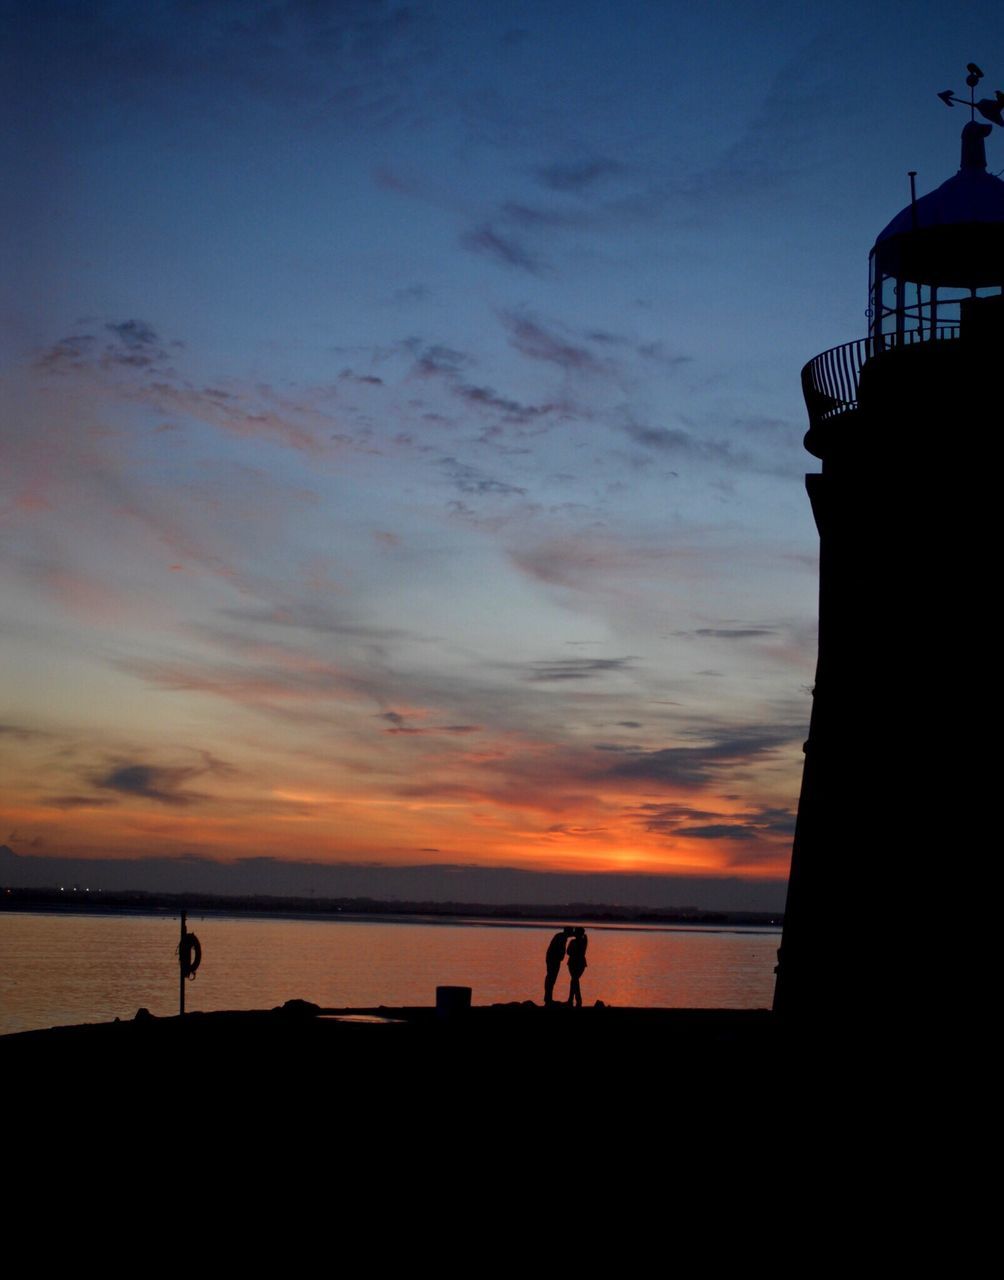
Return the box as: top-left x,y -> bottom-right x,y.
801,326 -> 960,428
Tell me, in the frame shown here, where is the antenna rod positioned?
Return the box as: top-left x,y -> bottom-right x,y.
908,171 -> 918,230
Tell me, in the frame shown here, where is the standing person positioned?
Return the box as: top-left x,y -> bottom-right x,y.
566,927 -> 588,1007
544,927 -> 573,1006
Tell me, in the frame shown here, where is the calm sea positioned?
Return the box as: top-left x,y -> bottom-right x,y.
0,911 -> 781,1036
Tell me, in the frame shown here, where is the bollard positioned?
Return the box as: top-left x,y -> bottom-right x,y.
435,985 -> 472,1019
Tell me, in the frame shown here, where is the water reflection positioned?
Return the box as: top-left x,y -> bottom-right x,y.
0,912 -> 780,1034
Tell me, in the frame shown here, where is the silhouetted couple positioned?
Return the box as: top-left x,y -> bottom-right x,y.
544,926 -> 588,1007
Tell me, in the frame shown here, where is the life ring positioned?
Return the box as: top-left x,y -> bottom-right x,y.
179,931 -> 202,980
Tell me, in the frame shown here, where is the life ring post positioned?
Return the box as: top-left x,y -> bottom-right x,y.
179,911 -> 186,1017
177,911 -> 202,1016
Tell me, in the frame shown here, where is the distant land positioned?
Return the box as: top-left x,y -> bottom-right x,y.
0,845 -> 786,915
0,884 -> 781,929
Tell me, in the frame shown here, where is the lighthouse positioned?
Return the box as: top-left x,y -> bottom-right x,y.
773,66 -> 1004,1025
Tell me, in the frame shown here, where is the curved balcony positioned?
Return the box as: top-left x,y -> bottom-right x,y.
801,327 -> 960,430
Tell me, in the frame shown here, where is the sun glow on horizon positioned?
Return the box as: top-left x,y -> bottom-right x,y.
14,0 -> 951,910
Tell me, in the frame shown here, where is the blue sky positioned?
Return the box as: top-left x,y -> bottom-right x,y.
1,1 -> 998,906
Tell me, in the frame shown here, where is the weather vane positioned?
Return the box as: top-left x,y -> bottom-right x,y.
938,62 -> 1004,127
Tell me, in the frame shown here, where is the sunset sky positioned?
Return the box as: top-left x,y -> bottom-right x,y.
1,2 -> 995,907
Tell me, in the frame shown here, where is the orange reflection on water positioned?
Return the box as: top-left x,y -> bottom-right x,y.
0,912 -> 780,1035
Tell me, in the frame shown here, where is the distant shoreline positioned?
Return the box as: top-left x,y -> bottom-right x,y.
0,886 -> 782,932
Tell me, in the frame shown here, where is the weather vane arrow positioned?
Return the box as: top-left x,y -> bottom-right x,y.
938,62 -> 1004,127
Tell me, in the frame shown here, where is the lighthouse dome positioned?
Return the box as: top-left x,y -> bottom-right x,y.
876,165 -> 1004,243
871,122 -> 1004,289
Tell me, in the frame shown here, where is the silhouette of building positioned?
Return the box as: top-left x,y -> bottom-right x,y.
774,83 -> 1004,1023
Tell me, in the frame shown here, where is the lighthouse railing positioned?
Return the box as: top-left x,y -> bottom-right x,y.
801,326 -> 960,427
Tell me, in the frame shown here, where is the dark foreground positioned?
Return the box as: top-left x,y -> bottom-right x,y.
2,997 -> 953,1088
4,1000 -> 809,1143
1,1000 -> 777,1060
5,1000 -> 979,1238
3,1001 -> 788,1103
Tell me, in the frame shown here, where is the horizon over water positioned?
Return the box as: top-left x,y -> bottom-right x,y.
1,911 -> 779,1035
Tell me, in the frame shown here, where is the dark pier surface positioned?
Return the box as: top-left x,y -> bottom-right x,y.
5,1000 -> 966,1092
5,1001 -> 973,1212
2,1001 -> 778,1068
3,1001 -> 805,1137
3,1002 -> 789,1100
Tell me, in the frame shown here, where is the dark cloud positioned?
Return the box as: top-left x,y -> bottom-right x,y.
584,332 -> 690,368
379,710 -> 480,736
36,319 -> 175,374
521,657 -> 635,683
30,322 -> 332,457
408,343 -> 472,377
386,724 -> 481,736
618,417 -> 799,478
461,224 -> 547,275
453,383 -> 562,424
678,824 -> 752,840
95,763 -> 207,806
620,420 -> 747,467
609,727 -> 800,788
623,423 -> 695,451
637,342 -> 689,365
638,801 -> 797,844
502,312 -> 606,374
536,158 -> 624,192
396,336 -> 569,431
690,628 -> 777,640
749,807 -> 799,837
586,330 -> 631,346
438,457 -> 525,497
445,499 -> 489,526
106,319 -> 159,350
638,803 -> 724,833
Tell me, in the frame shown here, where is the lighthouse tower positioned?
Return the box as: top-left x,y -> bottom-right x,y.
773,66 -> 1004,1024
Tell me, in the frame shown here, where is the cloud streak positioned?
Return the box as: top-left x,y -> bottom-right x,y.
608,727 -> 801,788
502,312 -> 608,374
92,753 -> 236,807
461,224 -> 548,274
519,657 -> 636,683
